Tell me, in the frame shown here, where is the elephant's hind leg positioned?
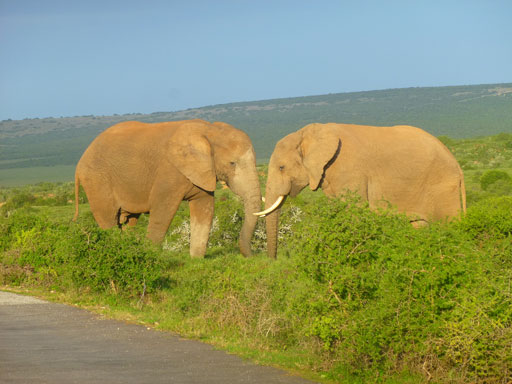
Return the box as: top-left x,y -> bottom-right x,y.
411,219 -> 429,228
119,211 -> 141,230
126,214 -> 140,227
88,194 -> 119,229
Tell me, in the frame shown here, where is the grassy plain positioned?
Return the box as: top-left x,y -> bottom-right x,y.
0,165 -> 75,187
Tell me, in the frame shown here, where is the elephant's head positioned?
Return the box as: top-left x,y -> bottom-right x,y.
170,121 -> 261,256
210,122 -> 262,256
255,124 -> 340,258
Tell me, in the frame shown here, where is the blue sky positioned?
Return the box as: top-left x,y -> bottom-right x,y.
1,0 -> 511,120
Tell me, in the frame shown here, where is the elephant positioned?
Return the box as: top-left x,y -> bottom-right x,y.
73,119 -> 261,258
255,123 -> 466,258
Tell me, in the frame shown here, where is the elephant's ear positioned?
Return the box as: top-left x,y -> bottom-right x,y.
168,133 -> 217,192
300,124 -> 341,190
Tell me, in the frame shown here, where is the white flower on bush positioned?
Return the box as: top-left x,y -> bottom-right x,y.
251,205 -> 303,251
231,212 -> 241,223
162,205 -> 304,253
210,217 -> 219,235
163,220 -> 190,251
288,206 -> 303,223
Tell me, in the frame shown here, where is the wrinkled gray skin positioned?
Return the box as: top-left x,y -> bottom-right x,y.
74,119 -> 261,258
263,123 -> 466,258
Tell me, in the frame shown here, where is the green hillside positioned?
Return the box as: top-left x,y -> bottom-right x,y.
1,83 -> 511,182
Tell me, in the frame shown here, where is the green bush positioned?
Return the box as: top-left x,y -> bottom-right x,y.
0,183 -> 86,218
0,192 -> 36,215
493,132 -> 512,142
459,196 -> 512,239
208,192 -> 244,251
64,224 -> 165,296
480,170 -> 512,191
1,210 -> 166,297
437,135 -> 456,147
286,195 -> 512,382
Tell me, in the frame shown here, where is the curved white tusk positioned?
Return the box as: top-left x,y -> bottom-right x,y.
253,195 -> 284,217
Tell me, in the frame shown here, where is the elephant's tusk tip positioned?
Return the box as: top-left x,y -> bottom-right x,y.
252,195 -> 284,217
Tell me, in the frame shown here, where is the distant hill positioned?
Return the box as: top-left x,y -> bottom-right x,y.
1,83 -> 511,170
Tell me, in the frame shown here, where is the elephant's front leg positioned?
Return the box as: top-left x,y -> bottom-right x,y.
189,193 -> 214,258
147,199 -> 183,243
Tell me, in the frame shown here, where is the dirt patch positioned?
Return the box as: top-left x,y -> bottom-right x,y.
488,87 -> 512,96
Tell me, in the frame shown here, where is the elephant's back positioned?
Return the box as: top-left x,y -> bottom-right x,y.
79,121 -> 193,164
77,121 -> 175,178
330,123 -> 461,179
91,119 -> 212,147
384,125 -> 460,168
96,121 -> 177,144
337,124 -> 455,160
335,123 -> 435,145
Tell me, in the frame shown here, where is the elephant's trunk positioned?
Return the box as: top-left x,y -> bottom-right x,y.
238,188 -> 262,257
264,190 -> 282,259
229,163 -> 262,257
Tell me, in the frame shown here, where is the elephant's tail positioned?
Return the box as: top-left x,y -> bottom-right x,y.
460,168 -> 467,214
73,172 -> 80,222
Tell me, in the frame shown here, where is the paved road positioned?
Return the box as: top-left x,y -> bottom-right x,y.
0,291 -> 316,384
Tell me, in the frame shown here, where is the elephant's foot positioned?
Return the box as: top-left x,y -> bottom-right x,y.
190,249 -> 206,259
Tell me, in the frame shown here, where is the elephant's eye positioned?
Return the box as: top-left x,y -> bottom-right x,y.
230,161 -> 236,167
279,165 -> 285,171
